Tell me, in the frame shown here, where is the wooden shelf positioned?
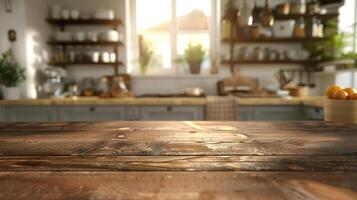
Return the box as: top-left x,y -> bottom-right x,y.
222,37 -> 327,43
221,60 -> 320,65
48,61 -> 124,66
46,19 -> 123,26
47,41 -> 123,47
274,13 -> 338,20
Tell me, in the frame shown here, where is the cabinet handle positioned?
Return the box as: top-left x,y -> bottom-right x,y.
167,106 -> 173,111
89,107 -> 96,112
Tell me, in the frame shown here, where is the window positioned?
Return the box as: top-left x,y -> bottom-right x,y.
339,0 -> 357,52
127,0 -> 217,75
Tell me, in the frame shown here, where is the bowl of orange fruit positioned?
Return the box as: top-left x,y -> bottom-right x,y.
324,85 -> 357,123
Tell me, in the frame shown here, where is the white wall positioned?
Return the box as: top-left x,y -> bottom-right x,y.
0,0 -> 28,97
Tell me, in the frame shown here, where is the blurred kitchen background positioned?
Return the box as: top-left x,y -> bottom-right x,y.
0,0 -> 356,122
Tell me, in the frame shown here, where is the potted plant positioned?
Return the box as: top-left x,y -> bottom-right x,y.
184,43 -> 206,74
303,19 -> 357,61
139,36 -> 154,75
0,49 -> 26,100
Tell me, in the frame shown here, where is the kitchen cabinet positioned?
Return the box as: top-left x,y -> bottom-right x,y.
237,106 -> 254,121
140,106 -> 205,121
253,106 -> 304,121
2,106 -> 58,122
58,106 -> 138,122
0,104 -> 315,122
0,107 -> 5,121
304,106 -> 324,121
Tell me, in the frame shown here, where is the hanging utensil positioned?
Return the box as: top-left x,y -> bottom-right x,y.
307,71 -> 316,88
297,70 -> 306,86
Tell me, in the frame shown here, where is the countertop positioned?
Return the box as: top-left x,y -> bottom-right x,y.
0,121 -> 356,199
0,96 -> 325,107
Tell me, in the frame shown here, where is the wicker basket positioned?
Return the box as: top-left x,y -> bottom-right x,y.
324,99 -> 357,124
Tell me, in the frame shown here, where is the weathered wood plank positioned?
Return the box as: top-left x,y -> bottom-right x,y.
0,121 -> 356,132
0,121 -> 357,199
0,172 -> 356,200
0,156 -> 356,171
0,128 -> 356,156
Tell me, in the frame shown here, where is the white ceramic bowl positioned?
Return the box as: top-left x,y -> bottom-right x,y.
98,30 -> 120,42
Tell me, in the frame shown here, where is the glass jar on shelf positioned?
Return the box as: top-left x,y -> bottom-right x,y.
311,17 -> 324,38
293,18 -> 306,38
81,77 -> 96,97
97,77 -> 111,98
110,76 -> 133,98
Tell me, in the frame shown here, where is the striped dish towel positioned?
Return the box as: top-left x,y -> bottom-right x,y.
206,96 -> 237,121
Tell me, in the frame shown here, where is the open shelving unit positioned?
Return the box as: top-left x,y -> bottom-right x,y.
48,61 -> 124,66
221,13 -> 339,72
46,19 -> 123,29
46,18 -> 124,75
47,41 -> 124,47
222,37 -> 327,44
221,60 -> 320,65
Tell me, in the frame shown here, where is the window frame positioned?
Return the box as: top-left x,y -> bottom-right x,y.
126,0 -> 219,75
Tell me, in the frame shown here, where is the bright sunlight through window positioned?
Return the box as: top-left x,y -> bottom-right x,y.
133,0 -> 214,75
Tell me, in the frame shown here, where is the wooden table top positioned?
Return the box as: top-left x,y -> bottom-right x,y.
0,121 -> 356,200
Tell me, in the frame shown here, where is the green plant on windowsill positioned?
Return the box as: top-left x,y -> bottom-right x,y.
184,43 -> 206,74
0,49 -> 26,88
139,36 -> 155,75
303,19 -> 357,62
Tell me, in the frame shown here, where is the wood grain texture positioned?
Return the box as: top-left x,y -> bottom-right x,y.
0,155 -> 356,171
0,172 -> 356,200
0,121 -> 357,156
0,121 -> 357,200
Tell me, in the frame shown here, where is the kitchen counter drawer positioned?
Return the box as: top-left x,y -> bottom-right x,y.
140,106 -> 205,121
2,106 -> 58,122
253,106 -> 304,121
304,106 -> 324,121
58,106 -> 138,122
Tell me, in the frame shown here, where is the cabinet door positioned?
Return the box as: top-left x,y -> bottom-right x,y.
4,106 -> 58,122
140,106 -> 204,121
58,106 -> 126,122
304,106 -> 324,121
253,106 -> 303,121
0,107 -> 5,122
236,106 -> 254,121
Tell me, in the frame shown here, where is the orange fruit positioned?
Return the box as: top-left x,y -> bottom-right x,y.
350,93 -> 357,100
343,88 -> 357,98
332,90 -> 349,100
326,85 -> 343,99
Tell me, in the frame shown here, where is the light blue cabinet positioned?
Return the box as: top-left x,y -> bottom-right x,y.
0,105 -> 321,122
237,106 -> 254,121
253,106 -> 304,121
237,106 -> 305,121
58,106 -> 138,122
140,106 -> 205,121
2,106 -> 58,122
304,106 -> 324,121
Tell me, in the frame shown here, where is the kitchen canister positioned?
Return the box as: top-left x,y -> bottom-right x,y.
110,53 -> 117,63
101,52 -> 110,63
61,9 -> 70,20
70,9 -> 80,20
